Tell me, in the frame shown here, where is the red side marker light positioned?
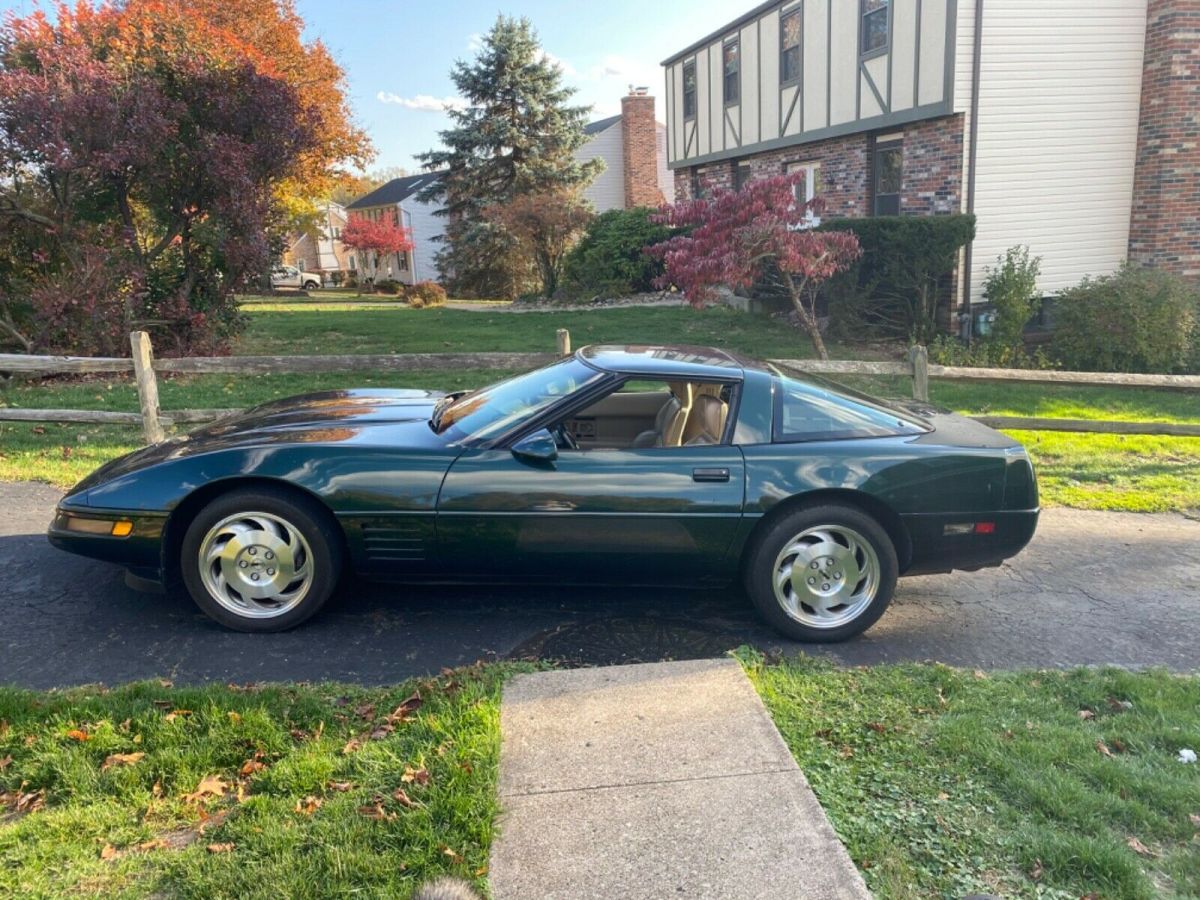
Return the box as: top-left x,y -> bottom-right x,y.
974,522 -> 996,535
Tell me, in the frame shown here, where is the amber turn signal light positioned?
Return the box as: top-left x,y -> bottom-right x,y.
110,520 -> 134,537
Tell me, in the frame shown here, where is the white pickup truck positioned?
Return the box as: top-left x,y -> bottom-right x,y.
270,265 -> 322,291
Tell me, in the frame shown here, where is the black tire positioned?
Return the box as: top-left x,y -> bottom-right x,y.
743,503 -> 898,643
303,279 -> 321,291
180,487 -> 343,632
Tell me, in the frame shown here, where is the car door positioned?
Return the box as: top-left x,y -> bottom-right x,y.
436,442 -> 746,584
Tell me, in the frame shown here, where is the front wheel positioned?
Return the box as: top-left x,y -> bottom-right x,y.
743,503 -> 898,642
180,488 -> 343,632
302,280 -> 321,291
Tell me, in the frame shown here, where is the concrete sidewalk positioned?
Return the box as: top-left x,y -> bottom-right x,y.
489,659 -> 871,899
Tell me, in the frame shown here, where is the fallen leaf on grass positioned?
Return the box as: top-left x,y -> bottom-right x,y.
65,729 -> 90,742
327,781 -> 354,792
206,842 -> 234,854
1189,813 -> 1200,828
391,788 -> 417,808
837,745 -> 855,759
354,703 -> 376,721
386,692 -> 423,724
1096,740 -> 1114,757
182,774 -> 228,804
1112,738 -> 1128,754
936,791 -> 950,801
441,846 -> 464,864
401,766 -> 430,786
1078,709 -> 1095,720
100,844 -> 120,861
1029,858 -> 1043,881
972,669 -> 987,680
1107,696 -> 1134,712
341,739 -> 362,755
227,712 -> 241,724
0,755 -> 11,770
102,752 -> 145,770
164,709 -> 191,723
1127,837 -> 1157,858
865,722 -> 887,734
294,795 -> 322,816
357,800 -> 396,821
239,759 -> 266,776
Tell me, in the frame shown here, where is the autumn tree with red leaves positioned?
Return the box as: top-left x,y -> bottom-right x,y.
0,1 -> 362,355
485,190 -> 593,297
650,174 -> 861,359
341,213 -> 414,285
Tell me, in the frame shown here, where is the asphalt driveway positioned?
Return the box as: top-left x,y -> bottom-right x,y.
2,481 -> 1197,689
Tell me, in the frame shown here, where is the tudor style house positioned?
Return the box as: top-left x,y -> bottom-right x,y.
662,0 -> 1198,310
281,201 -> 352,283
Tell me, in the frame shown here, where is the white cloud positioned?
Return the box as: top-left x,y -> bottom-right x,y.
376,92 -> 468,113
540,50 -> 578,78
586,54 -> 663,96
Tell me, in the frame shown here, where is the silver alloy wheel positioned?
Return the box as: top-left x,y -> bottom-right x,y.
197,511 -> 314,619
772,524 -> 881,629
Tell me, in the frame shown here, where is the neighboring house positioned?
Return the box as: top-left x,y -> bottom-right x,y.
662,0 -> 1198,318
345,171 -> 445,285
576,89 -> 677,211
282,202 -> 351,283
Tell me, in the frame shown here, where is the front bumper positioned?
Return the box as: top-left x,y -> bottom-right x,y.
901,509 -> 1039,575
48,504 -> 168,578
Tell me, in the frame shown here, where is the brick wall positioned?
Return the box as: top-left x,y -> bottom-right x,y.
1129,0 -> 1200,277
621,93 -> 663,208
672,113 -> 964,218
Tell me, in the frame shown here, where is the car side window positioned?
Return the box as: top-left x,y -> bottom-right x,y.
558,379 -> 735,451
774,375 -> 926,442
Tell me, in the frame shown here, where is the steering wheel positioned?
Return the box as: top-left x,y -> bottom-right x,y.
552,423 -> 578,450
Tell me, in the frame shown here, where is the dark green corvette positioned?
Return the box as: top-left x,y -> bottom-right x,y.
49,345 -> 1038,642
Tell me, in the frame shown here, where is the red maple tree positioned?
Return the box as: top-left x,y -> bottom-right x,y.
650,174 -> 861,359
341,212 -> 414,279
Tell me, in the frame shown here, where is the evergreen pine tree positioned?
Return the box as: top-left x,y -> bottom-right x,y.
418,16 -> 602,298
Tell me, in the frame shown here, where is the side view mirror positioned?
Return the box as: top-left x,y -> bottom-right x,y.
511,428 -> 558,466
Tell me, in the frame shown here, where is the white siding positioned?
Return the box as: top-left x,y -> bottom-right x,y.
741,22 -> 760,145
656,123 -> 676,203
576,122 -> 625,213
402,198 -> 444,285
967,0 -> 1148,300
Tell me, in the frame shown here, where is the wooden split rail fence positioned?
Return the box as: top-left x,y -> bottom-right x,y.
1,329 -> 1198,444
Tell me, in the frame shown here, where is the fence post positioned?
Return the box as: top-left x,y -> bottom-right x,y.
909,344 -> 930,402
556,328 -> 571,356
130,331 -> 165,444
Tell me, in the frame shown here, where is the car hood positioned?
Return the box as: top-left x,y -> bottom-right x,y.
67,388 -> 447,497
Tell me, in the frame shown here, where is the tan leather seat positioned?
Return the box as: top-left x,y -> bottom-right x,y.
682,394 -> 728,445
632,383 -> 692,448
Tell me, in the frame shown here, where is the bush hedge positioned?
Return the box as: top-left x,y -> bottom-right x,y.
373,279 -> 402,296
819,214 -> 975,344
405,280 -> 447,309
1052,264 -> 1198,374
562,208 -> 673,298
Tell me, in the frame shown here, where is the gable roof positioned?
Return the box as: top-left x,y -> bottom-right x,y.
346,171 -> 445,210
583,114 -> 622,136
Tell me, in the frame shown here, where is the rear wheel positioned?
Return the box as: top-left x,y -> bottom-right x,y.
743,503 -> 897,642
180,488 -> 343,632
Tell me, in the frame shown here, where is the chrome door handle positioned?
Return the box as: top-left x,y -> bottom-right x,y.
692,467 -> 730,483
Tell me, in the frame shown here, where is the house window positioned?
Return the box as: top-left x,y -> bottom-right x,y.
861,0 -> 890,56
786,161 -> 821,226
723,38 -> 740,106
690,170 -> 705,200
872,139 -> 902,215
781,9 -> 802,84
683,61 -> 697,120
734,162 -> 752,191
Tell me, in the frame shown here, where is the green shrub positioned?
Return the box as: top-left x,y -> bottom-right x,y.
927,333 -> 1055,370
983,245 -> 1041,352
406,280 -> 447,309
820,214 -> 975,344
1052,264 -> 1198,373
344,274 -> 358,289
374,279 -> 402,296
562,207 -> 672,298
329,270 -> 344,287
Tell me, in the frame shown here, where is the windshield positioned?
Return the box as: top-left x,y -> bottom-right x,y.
433,357 -> 604,444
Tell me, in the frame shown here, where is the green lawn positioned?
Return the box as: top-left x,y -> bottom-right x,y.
745,651 -> 1200,900
1,299 -> 1197,514
0,665 -> 532,899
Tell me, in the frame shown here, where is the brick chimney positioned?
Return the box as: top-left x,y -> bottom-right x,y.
621,88 -> 663,208
1128,0 -> 1200,277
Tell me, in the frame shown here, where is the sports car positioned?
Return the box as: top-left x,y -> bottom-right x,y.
49,345 -> 1039,642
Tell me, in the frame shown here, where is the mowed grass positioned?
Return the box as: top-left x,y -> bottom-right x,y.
0,665 -> 532,899
1,299 -> 1197,513
745,651 -> 1200,900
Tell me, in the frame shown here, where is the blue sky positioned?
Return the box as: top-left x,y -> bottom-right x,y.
292,0 -> 740,173
1,0 -> 740,172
